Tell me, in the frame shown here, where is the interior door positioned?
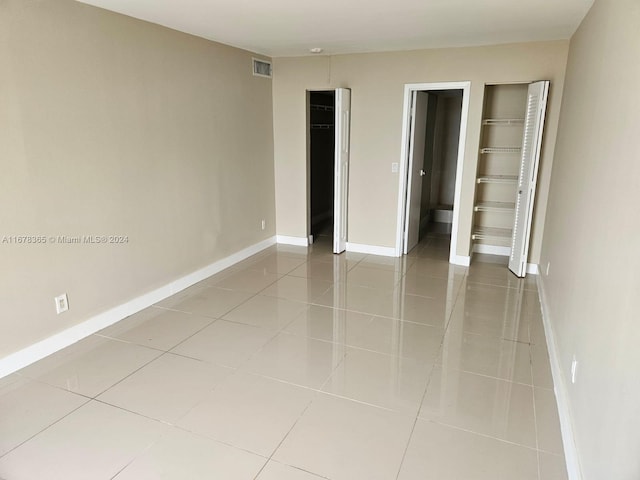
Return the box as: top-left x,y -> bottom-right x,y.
404,91 -> 429,253
509,81 -> 550,277
333,88 -> 351,254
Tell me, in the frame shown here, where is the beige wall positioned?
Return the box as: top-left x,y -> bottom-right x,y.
540,0 -> 640,478
272,42 -> 569,259
0,0 -> 275,359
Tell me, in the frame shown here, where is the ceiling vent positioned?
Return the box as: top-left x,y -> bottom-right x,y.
252,58 -> 272,78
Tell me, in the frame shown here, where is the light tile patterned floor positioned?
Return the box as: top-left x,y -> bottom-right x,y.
0,233 -> 568,479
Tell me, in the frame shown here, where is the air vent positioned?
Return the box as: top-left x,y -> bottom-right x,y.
252,58 -> 272,78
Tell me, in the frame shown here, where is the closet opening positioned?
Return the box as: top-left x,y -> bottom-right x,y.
396,82 -> 471,264
308,91 -> 336,245
471,81 -> 549,277
307,88 -> 351,254
419,90 -> 463,239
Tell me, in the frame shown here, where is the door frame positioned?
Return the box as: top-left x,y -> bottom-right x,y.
394,81 -> 471,264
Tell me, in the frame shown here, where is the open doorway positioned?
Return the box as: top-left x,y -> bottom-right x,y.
308,91 -> 335,244
307,88 -> 351,254
418,90 -> 463,238
396,82 -> 471,265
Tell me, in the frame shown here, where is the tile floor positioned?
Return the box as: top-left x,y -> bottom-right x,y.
0,233 -> 568,479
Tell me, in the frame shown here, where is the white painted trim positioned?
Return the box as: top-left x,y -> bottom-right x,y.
526,263 -> 539,275
450,255 -> 471,267
473,244 -> 511,256
0,236 -> 276,379
432,209 -> 453,224
276,235 -> 309,247
346,242 -> 397,257
537,274 -> 583,480
395,81 -> 472,267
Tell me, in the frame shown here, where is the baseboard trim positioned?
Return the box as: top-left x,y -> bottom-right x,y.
0,236 -> 277,379
346,242 -> 397,257
473,244 -> 511,256
537,274 -> 583,480
450,254 -> 471,267
276,235 -> 309,247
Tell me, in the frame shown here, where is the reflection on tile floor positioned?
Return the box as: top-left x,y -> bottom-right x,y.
0,234 -> 568,479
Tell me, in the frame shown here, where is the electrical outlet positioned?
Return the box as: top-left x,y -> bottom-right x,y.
391,162 -> 399,173
55,293 -> 69,314
261,219 -> 266,230
571,355 -> 578,384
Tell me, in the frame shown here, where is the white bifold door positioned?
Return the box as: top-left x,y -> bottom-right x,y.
403,91 -> 429,254
509,81 -> 550,277
333,88 -> 351,254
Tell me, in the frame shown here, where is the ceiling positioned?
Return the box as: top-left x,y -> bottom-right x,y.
78,0 -> 594,57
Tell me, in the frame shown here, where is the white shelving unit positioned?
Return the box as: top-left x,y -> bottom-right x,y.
477,175 -> 518,184
472,85 -> 528,256
482,118 -> 524,126
474,201 -> 516,213
480,146 -> 522,154
471,226 -> 513,245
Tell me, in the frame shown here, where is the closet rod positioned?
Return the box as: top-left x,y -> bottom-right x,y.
310,104 -> 334,111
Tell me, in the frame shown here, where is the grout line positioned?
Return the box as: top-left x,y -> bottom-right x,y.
249,370 -> 339,480
394,271 -> 472,479
6,238 -> 547,478
90,350 -> 169,399
0,394 -> 91,460
416,417 -> 543,452
530,313 -> 542,480
393,360 -> 438,480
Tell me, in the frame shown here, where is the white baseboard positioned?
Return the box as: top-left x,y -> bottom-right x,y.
276,235 -> 309,247
473,244 -> 511,256
0,236 -> 276,379
450,254 -> 471,267
346,242 -> 397,257
432,210 -> 453,224
537,274 -> 583,480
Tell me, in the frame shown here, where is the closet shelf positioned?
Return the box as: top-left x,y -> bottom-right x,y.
310,124 -> 334,129
480,147 -> 522,154
474,201 -> 516,213
310,104 -> 334,111
472,227 -> 513,243
476,175 -> 518,184
482,118 -> 525,126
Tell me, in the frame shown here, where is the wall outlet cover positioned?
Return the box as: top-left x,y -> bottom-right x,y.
55,293 -> 69,314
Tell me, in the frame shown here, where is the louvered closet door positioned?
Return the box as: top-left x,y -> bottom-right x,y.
333,88 -> 351,254
509,81 -> 549,277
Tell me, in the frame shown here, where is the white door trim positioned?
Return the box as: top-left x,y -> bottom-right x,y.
394,81 -> 471,264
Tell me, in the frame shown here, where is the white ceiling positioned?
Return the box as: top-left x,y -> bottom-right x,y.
78,0 -> 594,57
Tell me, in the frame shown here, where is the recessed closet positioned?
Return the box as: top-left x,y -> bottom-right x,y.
471,81 -> 549,277
308,91 -> 335,242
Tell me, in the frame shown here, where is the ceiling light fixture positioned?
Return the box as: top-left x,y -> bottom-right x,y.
309,47 -> 323,54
